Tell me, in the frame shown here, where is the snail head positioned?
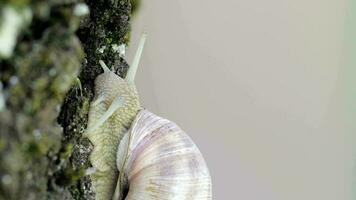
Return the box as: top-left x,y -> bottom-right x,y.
88,33 -> 147,132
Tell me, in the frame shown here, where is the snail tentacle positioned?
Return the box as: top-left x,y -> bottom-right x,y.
125,33 -> 147,85
99,60 -> 112,73
86,95 -> 126,133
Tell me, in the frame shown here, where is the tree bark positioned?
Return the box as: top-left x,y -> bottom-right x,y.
0,0 -> 134,199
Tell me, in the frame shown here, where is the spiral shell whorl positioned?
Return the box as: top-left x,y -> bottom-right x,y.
116,110 -> 212,200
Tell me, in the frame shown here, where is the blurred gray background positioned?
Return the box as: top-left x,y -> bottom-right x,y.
127,0 -> 355,199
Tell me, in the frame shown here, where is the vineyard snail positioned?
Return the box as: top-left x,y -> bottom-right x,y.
84,34 -> 212,200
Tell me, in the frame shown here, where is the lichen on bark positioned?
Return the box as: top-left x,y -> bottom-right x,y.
0,0 -> 135,199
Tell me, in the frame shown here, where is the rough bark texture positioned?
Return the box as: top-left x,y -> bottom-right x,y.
0,0 -> 135,199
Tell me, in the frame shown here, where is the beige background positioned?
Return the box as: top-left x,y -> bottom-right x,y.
127,0 -> 355,199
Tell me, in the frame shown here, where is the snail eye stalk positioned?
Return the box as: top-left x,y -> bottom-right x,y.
99,60 -> 111,73
125,32 -> 147,85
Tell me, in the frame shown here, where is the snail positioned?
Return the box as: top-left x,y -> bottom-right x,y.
84,34 -> 212,200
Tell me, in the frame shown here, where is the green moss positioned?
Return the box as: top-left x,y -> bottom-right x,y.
0,0 -> 135,199
0,1 -> 86,199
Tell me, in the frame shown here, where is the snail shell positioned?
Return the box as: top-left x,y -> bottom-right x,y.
115,109 -> 212,200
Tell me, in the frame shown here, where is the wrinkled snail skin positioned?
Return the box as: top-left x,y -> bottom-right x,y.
84,70 -> 140,200
115,109 -> 212,200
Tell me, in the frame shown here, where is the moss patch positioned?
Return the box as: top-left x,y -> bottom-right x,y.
0,0 -> 137,199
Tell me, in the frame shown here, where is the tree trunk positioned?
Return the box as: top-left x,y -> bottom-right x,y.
0,0 -> 135,199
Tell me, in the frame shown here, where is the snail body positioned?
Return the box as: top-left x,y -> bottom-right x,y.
84,34 -> 212,200
84,61 -> 140,200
